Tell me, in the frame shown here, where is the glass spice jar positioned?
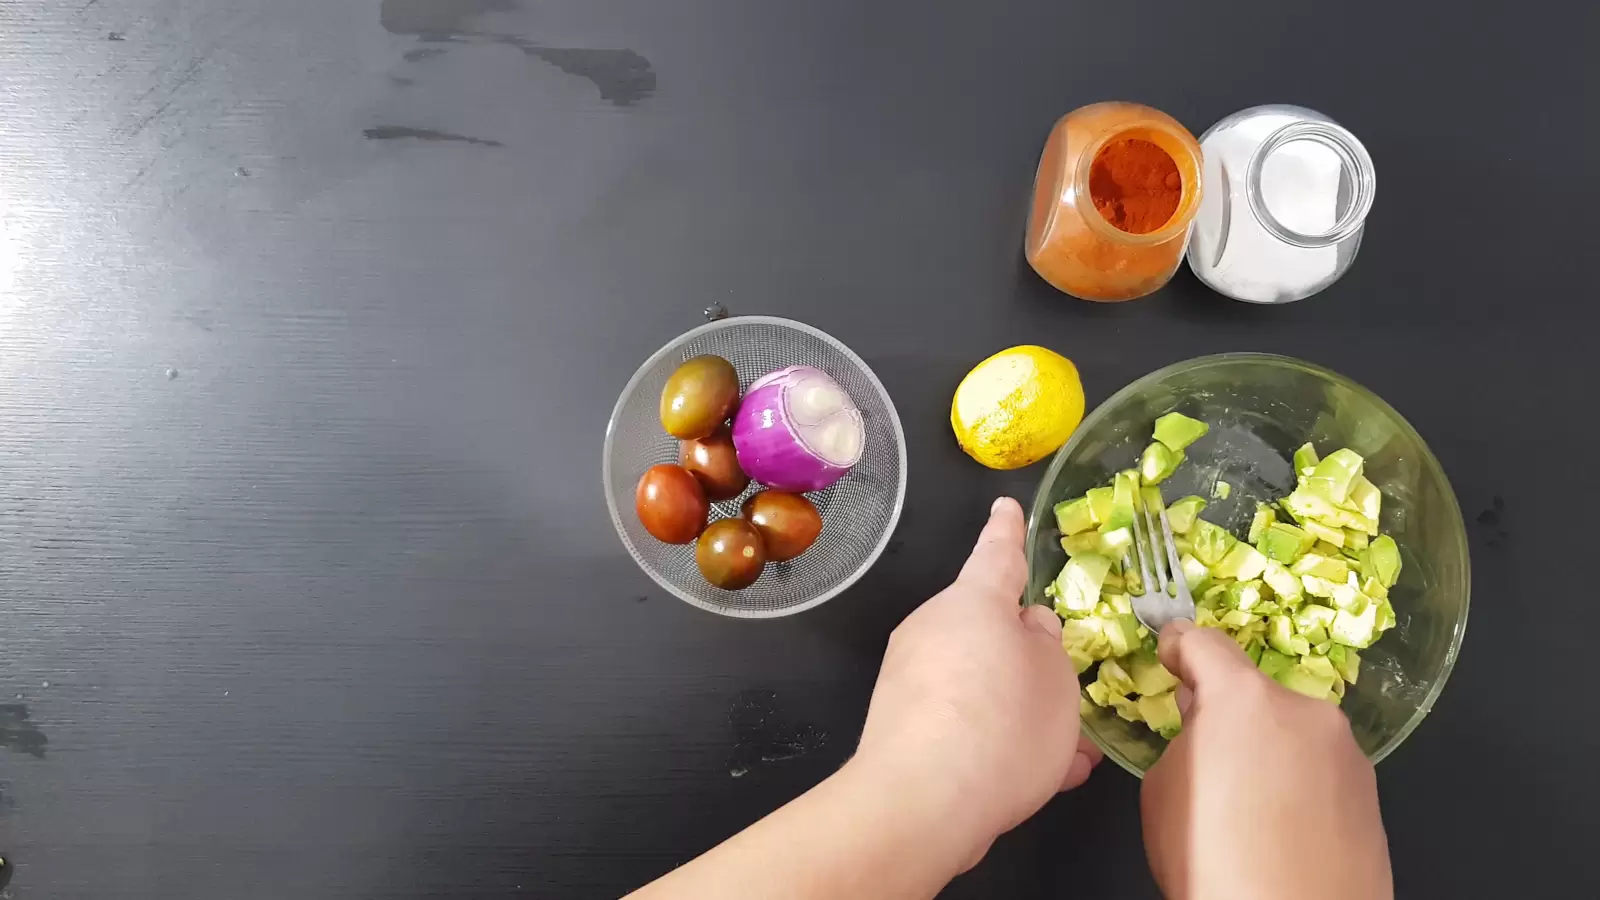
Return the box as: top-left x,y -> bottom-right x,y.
1025,102 -> 1203,302
1187,104 -> 1376,304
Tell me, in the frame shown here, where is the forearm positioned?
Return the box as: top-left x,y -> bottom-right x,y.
628,757 -> 977,900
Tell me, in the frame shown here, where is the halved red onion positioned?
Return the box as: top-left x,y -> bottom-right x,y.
732,365 -> 864,493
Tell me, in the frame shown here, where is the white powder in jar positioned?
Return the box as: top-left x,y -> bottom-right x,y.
1189,108 -> 1351,304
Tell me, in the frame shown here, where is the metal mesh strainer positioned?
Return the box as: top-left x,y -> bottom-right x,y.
603,316 -> 907,618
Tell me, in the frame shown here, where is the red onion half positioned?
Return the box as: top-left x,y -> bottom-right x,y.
732,366 -> 864,493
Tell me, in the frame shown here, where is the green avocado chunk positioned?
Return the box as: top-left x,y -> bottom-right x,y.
1139,442 -> 1183,485
1153,412 -> 1209,453
1054,496 -> 1096,536
1166,496 -> 1207,534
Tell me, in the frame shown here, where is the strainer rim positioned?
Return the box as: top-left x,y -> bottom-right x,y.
602,315 -> 908,618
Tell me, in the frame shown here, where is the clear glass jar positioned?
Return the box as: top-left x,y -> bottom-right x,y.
1187,105 -> 1376,304
1026,102 -> 1203,302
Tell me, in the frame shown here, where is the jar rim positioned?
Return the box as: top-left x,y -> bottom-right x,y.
1245,120 -> 1375,249
1071,121 -> 1203,246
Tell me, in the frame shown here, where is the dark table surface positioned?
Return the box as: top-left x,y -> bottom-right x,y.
0,0 -> 1594,897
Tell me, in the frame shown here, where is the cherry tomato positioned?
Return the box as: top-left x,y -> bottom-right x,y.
741,491 -> 822,562
635,464 -> 708,544
679,426 -> 750,502
696,518 -> 767,589
660,355 -> 740,440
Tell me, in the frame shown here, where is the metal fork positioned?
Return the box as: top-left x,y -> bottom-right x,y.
1126,487 -> 1196,633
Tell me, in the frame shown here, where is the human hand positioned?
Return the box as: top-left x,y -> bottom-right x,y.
853,497 -> 1101,873
1142,620 -> 1393,900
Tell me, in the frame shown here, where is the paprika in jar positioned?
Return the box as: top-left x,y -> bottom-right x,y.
1026,102 -> 1203,302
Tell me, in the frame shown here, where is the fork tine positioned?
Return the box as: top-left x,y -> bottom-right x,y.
1126,495 -> 1157,596
1141,493 -> 1170,594
1158,505 -> 1190,601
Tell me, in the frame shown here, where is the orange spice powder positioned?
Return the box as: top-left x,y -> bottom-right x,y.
1088,138 -> 1182,234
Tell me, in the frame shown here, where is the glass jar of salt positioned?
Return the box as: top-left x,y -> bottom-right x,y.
1187,105 -> 1375,304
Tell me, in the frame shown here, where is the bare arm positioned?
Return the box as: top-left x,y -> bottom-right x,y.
627,498 -> 1101,900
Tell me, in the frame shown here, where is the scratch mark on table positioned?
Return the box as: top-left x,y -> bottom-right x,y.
364,126 -> 504,147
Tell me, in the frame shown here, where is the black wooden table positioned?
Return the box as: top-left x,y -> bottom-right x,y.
0,1 -> 1591,897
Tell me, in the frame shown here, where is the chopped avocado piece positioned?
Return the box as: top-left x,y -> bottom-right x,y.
1232,618 -> 1267,646
1313,540 -> 1345,558
1259,522 -> 1313,564
1101,472 -> 1138,533
1061,617 -> 1110,658
1219,608 -> 1258,629
1062,522 -> 1139,557
1054,496 -> 1096,536
1212,480 -> 1232,500
1346,476 -> 1382,521
1303,519 -> 1346,548
1328,645 -> 1361,684
1374,598 -> 1396,633
1262,560 -> 1302,602
1166,496 -> 1207,534
1109,694 -> 1143,722
1360,576 -> 1388,601
1330,580 -> 1370,615
1331,602 -> 1379,649
1172,534 -> 1194,557
1258,647 -> 1296,680
1084,681 -> 1112,707
1365,535 -> 1402,588
1277,664 -> 1338,699
1140,443 -> 1183,485
1061,532 -> 1104,557
1299,653 -> 1338,681
1248,504 -> 1277,543
1253,600 -> 1283,616
1329,676 -> 1345,704
1190,520 -> 1238,567
1307,448 -> 1364,503
1085,486 -> 1114,525
1179,553 -> 1211,592
1194,606 -> 1221,628
1299,574 -> 1336,598
1295,603 -> 1337,634
1105,614 -> 1142,657
1052,553 -> 1113,617
1290,553 -> 1350,583
1066,647 -> 1095,673
1097,657 -> 1135,696
1267,615 -> 1297,655
1224,580 -> 1265,612
1244,638 -> 1265,665
1213,542 -> 1268,581
1283,487 -> 1375,534
1103,592 -> 1133,615
1138,691 -> 1182,739
1129,650 -> 1180,695
1344,529 -> 1370,552
1153,412 -> 1209,453
1140,485 -> 1166,515
1100,527 -> 1134,557
1293,442 -> 1320,473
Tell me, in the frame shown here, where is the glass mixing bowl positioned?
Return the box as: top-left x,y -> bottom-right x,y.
1025,353 -> 1469,777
